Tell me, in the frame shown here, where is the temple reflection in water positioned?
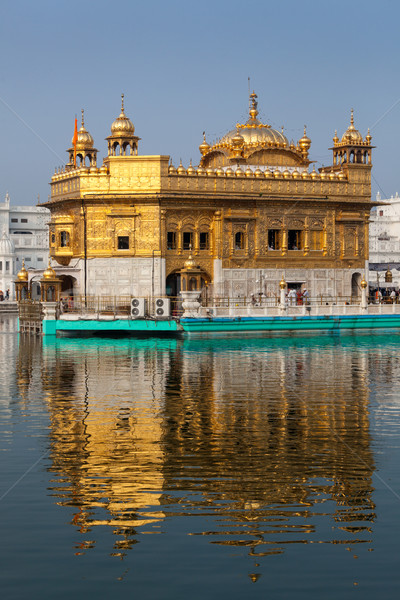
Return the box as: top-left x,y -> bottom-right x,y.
16,335 -> 376,558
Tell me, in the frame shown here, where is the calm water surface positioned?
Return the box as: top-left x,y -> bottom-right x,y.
1,315 -> 400,599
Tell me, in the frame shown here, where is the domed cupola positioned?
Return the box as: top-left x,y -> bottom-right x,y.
331,108 -> 373,167
68,109 -> 98,168
107,94 -> 140,157
199,91 -> 310,171
0,227 -> 15,257
341,109 -> 363,144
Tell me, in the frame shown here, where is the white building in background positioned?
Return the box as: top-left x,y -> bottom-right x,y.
369,192 -> 400,287
0,193 -> 50,299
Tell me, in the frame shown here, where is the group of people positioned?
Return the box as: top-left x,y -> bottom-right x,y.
0,290 -> 10,302
372,288 -> 400,304
287,288 -> 309,305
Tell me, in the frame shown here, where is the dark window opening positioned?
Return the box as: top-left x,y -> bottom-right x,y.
60,231 -> 70,248
51,234 -> 56,244
21,218 -> 28,223
379,210 -> 384,217
199,232 -> 209,250
118,236 -> 129,250
235,231 -> 245,250
11,218 -> 18,223
167,231 -> 177,250
183,231 -> 193,250
268,229 -> 281,250
288,230 -> 303,250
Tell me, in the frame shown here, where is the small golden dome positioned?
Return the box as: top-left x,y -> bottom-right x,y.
254,167 -> 264,177
184,253 -> 197,269
110,94 -> 135,136
273,168 -> 282,178
232,128 -> 244,147
187,161 -> 196,175
283,168 -> 291,178
177,161 -> 186,175
197,165 -> 206,175
42,261 -> 57,280
310,166 -> 318,179
302,170 -> 311,179
199,132 -> 210,155
73,110 -> 94,149
292,169 -> 300,178
319,170 -> 328,180
17,260 -> 28,282
333,130 -> 339,145
168,163 -> 177,174
215,166 -> 224,176
245,166 -> 253,177
279,275 -> 287,289
298,125 -> 311,151
235,166 -> 244,176
206,166 -> 215,176
225,166 -> 234,176
360,277 -> 368,289
264,168 -> 273,178
341,109 -> 363,144
337,171 -> 346,180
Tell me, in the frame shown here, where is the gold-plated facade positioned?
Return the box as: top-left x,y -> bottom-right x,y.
42,94 -> 374,297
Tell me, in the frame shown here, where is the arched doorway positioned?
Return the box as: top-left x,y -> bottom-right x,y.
60,275 -> 77,298
166,268 -> 212,313
351,272 -> 362,297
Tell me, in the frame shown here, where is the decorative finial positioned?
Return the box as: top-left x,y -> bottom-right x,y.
81,109 -> 84,127
350,108 -> 354,126
121,93 -> 125,113
249,90 -> 258,119
203,131 -> 206,141
304,125 -> 307,135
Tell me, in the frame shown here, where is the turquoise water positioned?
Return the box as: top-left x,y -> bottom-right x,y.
1,315 -> 400,599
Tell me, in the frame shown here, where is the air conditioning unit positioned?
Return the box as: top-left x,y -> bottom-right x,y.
130,298 -> 147,318
154,297 -> 170,318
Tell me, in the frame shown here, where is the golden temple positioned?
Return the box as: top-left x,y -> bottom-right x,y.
42,93 -> 374,299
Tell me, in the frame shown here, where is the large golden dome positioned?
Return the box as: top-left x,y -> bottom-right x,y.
341,109 -> 363,143
72,110 -> 94,149
221,93 -> 289,147
199,91 -> 311,169
111,94 -> 135,136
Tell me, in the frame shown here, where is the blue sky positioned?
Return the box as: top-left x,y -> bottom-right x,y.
0,0 -> 399,205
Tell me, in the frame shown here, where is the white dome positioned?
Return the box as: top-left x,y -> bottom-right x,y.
0,229 -> 15,256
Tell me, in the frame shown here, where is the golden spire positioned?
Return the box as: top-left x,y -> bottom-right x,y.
121,93 -> 125,115
249,90 -> 259,120
350,108 -> 354,127
81,108 -> 85,128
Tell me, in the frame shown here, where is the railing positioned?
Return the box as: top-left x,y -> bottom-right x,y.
60,295 -> 184,317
